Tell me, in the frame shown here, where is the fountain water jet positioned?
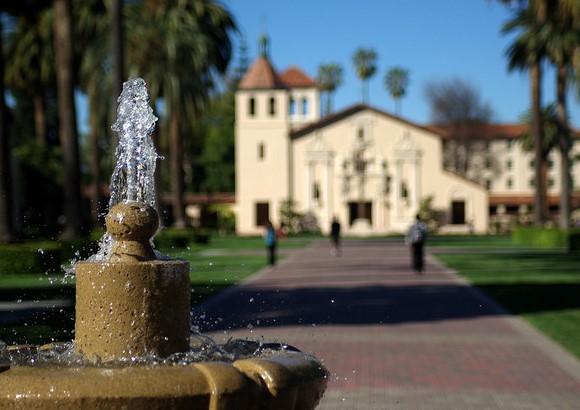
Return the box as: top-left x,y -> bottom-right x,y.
0,78 -> 328,408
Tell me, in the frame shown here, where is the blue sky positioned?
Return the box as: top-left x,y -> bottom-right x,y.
225,0 -> 580,127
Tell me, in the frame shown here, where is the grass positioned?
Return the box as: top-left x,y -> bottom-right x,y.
0,235 -> 311,345
435,247 -> 580,360
3,233 -> 580,361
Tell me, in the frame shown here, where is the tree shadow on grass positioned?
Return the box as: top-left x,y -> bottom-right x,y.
475,283 -> 580,314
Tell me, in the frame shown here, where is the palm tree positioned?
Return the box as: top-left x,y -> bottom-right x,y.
542,5 -> 580,229
317,63 -> 343,116
0,16 -> 12,242
384,66 -> 409,116
518,105 -> 559,217
75,0 -> 110,224
126,0 -> 236,228
54,0 -> 83,239
110,0 -> 124,98
503,3 -> 550,226
4,8 -> 54,146
352,47 -> 377,104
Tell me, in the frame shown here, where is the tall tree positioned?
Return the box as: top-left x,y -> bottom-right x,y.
352,47 -> 377,104
75,0 -> 110,224
518,104 -> 559,208
126,0 -> 236,228
384,66 -> 409,116
502,0 -> 552,226
4,7 -> 54,146
54,0 -> 83,238
424,77 -> 493,177
110,0 -> 124,98
542,4 -> 580,229
317,63 -> 343,116
0,16 -> 13,242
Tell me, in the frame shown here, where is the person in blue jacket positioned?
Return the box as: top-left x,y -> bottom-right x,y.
264,220 -> 277,266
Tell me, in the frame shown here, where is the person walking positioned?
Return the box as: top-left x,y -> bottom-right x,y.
406,214 -> 427,274
264,220 -> 277,266
330,216 -> 341,256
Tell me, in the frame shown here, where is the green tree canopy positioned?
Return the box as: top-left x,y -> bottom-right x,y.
352,47 -> 377,104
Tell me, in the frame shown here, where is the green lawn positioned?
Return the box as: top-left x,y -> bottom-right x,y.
0,235 -> 311,345
435,248 -> 580,360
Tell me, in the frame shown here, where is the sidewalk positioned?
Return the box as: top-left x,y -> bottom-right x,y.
194,239 -> 580,409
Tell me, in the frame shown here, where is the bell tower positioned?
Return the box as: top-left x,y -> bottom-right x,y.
235,35 -> 320,234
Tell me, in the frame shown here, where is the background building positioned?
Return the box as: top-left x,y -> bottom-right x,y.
235,44 -> 489,235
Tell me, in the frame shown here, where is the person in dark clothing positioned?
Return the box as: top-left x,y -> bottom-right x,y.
330,217 -> 341,256
264,220 -> 277,266
406,214 -> 427,274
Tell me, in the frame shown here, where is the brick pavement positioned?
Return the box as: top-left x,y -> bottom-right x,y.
194,239 -> 580,409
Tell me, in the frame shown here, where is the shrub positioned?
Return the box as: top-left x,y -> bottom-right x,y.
512,227 -> 580,250
154,228 -> 211,249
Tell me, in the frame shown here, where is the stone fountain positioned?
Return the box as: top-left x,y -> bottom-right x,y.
0,78 -> 328,408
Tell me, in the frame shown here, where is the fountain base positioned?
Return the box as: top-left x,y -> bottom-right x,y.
0,353 -> 328,409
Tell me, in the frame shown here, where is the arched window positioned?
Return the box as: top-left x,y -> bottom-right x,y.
269,97 -> 276,116
313,182 -> 320,200
289,97 -> 296,116
301,97 -> 308,116
248,97 -> 256,116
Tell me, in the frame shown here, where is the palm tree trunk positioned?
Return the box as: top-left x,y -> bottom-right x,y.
556,64 -> 571,229
33,92 -> 47,146
531,61 -> 546,226
89,114 -> 103,226
111,0 -> 124,97
0,18 -> 14,243
170,111 -> 186,228
54,0 -> 83,239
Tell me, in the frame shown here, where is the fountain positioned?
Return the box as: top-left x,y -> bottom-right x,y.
0,78 -> 328,408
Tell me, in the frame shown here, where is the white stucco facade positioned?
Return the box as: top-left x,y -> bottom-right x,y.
234,57 -> 489,235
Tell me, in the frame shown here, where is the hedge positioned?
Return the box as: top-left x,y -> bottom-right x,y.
512,227 -> 580,251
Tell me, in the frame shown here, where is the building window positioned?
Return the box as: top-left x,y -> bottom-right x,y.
485,158 -> 492,169
401,181 -> 408,199
506,159 -> 512,170
269,97 -> 276,116
548,178 -> 555,188
548,159 -> 554,169
289,97 -> 296,115
507,140 -> 514,150
485,179 -> 492,190
529,159 -> 535,169
312,182 -> 321,200
529,178 -> 535,188
258,142 -> 265,160
249,97 -> 256,116
357,127 -> 364,143
301,97 -> 308,115
506,178 -> 513,190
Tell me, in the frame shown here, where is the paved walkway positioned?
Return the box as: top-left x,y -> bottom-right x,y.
194,239 -> 580,409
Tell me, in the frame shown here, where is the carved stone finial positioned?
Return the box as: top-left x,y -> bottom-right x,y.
105,202 -> 158,262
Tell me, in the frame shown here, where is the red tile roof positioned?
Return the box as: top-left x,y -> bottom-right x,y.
426,123 -> 580,139
279,66 -> 317,88
238,58 -> 316,90
238,56 -> 284,89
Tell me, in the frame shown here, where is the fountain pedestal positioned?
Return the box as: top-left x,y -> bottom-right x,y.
0,202 -> 329,408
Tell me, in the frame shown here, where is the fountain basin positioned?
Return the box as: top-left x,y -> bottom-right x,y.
0,353 -> 328,409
